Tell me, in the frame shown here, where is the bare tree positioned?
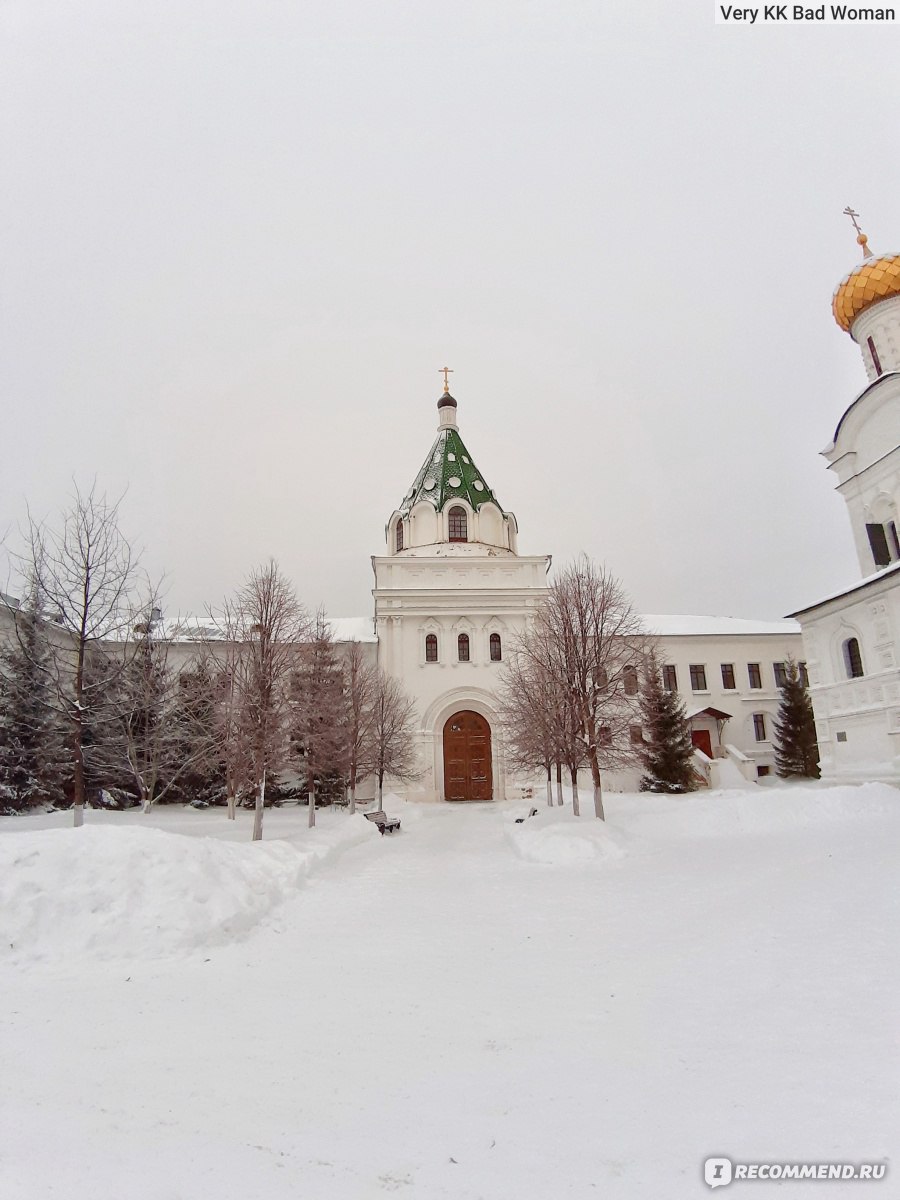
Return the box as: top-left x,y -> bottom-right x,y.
342,639 -> 377,815
518,556 -> 648,820
292,610 -> 348,829
497,649 -> 557,807
369,670 -> 419,811
234,561 -> 309,841
12,483 -> 139,826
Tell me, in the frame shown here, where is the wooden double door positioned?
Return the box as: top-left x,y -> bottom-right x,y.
443,710 -> 493,802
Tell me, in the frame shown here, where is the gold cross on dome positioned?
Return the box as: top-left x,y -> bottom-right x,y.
843,205 -> 873,257
843,205 -> 863,236
439,366 -> 453,393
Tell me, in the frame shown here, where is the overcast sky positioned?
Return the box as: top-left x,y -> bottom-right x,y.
1,1 -> 896,622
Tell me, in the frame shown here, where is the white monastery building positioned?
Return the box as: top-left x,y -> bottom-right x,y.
344,377 -> 804,800
789,218 -> 900,786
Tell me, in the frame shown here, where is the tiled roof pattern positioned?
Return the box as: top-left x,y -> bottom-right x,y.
833,253 -> 900,332
399,427 -> 499,515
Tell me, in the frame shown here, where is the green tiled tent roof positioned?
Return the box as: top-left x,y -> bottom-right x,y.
399,419 -> 499,516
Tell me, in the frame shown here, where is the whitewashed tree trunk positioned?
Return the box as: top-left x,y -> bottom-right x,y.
226,791 -> 236,821
570,766 -> 580,817
308,777 -> 316,829
252,768 -> 266,841
555,762 -> 563,806
593,779 -> 605,821
349,779 -> 357,815
377,772 -> 384,812
74,803 -> 84,827
545,765 -> 553,807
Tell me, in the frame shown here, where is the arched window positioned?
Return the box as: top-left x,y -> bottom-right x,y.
489,632 -> 502,662
448,506 -> 468,542
623,666 -> 639,696
457,633 -> 470,662
395,520 -> 404,552
425,634 -> 438,663
843,637 -> 864,679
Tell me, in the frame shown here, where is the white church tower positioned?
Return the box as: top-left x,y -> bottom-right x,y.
791,214 -> 900,783
372,376 -> 550,802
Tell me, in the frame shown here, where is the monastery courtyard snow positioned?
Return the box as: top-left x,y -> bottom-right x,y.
1,788 -> 896,1199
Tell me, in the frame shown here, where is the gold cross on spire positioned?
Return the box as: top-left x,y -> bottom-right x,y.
843,205 -> 872,258
439,366 -> 453,394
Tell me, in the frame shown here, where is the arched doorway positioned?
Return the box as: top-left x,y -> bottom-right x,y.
443,711 -> 493,801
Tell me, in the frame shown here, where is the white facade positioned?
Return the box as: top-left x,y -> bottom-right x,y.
361,392 -> 805,800
790,244 -> 900,785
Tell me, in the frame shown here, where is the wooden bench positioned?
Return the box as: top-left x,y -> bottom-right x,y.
364,810 -> 401,835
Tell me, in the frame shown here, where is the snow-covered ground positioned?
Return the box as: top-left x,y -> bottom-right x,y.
1,785 -> 897,1198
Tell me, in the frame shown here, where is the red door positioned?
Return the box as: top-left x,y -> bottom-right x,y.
691,729 -> 713,758
443,711 -> 493,801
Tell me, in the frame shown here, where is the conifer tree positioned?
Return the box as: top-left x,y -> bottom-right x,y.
0,590 -> 65,811
638,657 -> 697,794
774,658 -> 820,779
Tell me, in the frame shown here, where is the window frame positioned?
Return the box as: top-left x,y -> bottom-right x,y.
395,519 -> 404,553
489,632 -> 502,662
748,662 -> 762,689
720,663 -> 736,690
623,666 -> 639,696
689,664 -> 707,692
773,662 -> 788,689
448,506 -> 468,542
753,713 -> 767,742
425,633 -> 438,663
662,664 -> 678,692
843,637 -> 864,679
457,632 -> 470,662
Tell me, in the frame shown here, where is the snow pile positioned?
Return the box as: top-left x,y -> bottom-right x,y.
507,805 -> 628,865
1,817 -> 376,967
613,781 -> 898,841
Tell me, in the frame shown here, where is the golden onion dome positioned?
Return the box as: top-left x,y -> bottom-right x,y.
833,233 -> 900,332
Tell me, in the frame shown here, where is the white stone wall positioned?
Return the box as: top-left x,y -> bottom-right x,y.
796,569 -> 900,784
824,375 -> 900,577
851,294 -> 900,381
372,549 -> 550,802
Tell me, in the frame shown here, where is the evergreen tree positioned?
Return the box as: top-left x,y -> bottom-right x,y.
0,594 -> 65,812
292,610 -> 349,828
774,658 -> 820,779
638,658 -> 697,794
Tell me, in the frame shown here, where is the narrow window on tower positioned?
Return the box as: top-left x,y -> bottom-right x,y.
843,637 -> 864,679
448,506 -> 468,542
489,632 -> 502,662
799,661 -> 809,688
867,335 -> 883,377
457,633 -> 470,662
425,633 -> 438,663
890,521 -> 900,560
395,520 -> 404,552
866,523 -> 892,568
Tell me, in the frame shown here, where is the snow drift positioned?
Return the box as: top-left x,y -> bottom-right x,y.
1,818 -> 376,967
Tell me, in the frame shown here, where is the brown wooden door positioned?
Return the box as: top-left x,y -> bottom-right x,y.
443,711 -> 493,801
691,729 -> 713,758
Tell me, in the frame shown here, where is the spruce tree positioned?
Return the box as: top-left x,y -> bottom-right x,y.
774,658 -> 820,779
0,597 -> 65,812
638,659 -> 697,794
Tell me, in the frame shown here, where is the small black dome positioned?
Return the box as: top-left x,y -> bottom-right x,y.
437,391 -> 458,409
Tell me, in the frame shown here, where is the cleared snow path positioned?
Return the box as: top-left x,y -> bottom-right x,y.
1,791 -> 897,1198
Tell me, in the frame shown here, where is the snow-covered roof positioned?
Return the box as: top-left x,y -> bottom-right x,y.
328,617 -> 377,643
788,560 -> 900,616
642,614 -> 802,638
